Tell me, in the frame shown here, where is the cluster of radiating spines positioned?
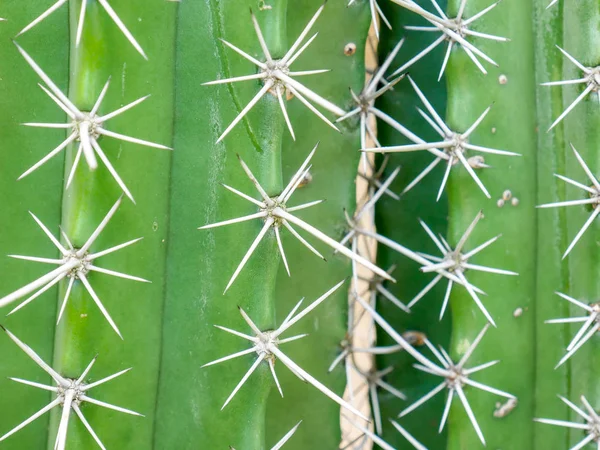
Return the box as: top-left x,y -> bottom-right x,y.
346,291 -> 515,447
231,422 -> 302,450
538,143 -> 600,259
339,217 -> 516,443
18,0 -> 147,59
337,38 -> 440,178
202,280 -> 369,420
398,324 -> 515,446
336,38 -> 407,171
0,197 -> 147,339
536,395 -> 600,449
542,46 -> 600,131
203,5 -> 346,144
199,143 -> 394,293
0,2 -> 154,450
332,165 -> 514,446
389,0 -> 507,78
15,43 -> 171,204
546,292 -> 600,369
348,208 -> 514,327
363,75 -> 520,200
332,141 -> 518,447
0,326 -> 141,450
413,211 -> 518,327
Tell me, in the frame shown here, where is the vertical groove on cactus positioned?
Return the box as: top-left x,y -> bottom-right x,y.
532,0 -> 569,448
373,1 -> 450,447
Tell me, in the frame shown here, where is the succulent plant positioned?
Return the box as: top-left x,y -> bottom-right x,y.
0,0 -> 598,449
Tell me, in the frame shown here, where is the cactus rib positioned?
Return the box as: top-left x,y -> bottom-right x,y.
265,2 -> 373,445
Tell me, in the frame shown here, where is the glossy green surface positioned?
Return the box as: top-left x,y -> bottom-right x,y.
533,0 -> 568,448
537,1 -> 600,449
154,0 -> 285,448
265,1 -> 370,448
5,0 -> 599,449
445,0 -> 536,448
48,0 -> 177,448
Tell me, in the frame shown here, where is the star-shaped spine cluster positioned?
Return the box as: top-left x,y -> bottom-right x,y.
16,43 -> 171,203
0,197 -> 147,339
204,5 -> 345,143
0,327 -> 141,450
200,144 -> 393,293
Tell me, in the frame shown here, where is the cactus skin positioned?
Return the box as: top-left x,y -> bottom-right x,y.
0,0 -> 176,448
375,0 -> 600,448
534,1 -> 600,449
443,0 -> 537,447
4,0 -> 600,449
446,0 -> 600,448
153,0 -> 286,448
47,1 -> 177,449
0,3 -> 68,450
373,2 -> 451,447
532,1 -> 568,449
376,0 -> 543,448
264,2 -> 370,448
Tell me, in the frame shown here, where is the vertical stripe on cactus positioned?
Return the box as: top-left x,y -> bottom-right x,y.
46,0 -> 176,449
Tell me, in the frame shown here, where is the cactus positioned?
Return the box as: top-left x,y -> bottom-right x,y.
1,0 -> 600,449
